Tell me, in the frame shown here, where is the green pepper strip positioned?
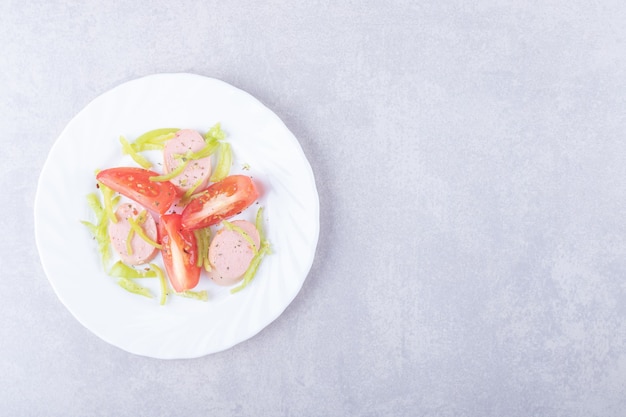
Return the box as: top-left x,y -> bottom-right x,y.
86,192 -> 104,219
149,159 -> 190,182
82,191 -> 113,267
210,142 -> 232,182
150,263 -> 168,306
117,277 -> 153,298
181,176 -> 206,204
80,220 -> 97,235
171,136 -> 219,164
230,241 -> 271,294
132,132 -> 177,152
230,207 -> 271,294
202,228 -> 212,271
193,229 -> 205,268
222,220 -> 258,254
128,211 -> 162,249
193,227 -> 212,269
120,136 -> 152,169
126,228 -> 134,255
125,209 -> 148,255
205,123 -> 226,141
132,141 -> 165,152
151,138 -> 219,183
255,206 -> 265,241
203,253 -> 211,271
81,218 -> 109,262
134,128 -> 179,146
100,183 -> 118,224
174,290 -> 209,302
109,261 -> 157,278
187,139 -> 220,161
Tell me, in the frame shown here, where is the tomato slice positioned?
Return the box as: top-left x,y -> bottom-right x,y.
181,175 -> 259,230
96,167 -> 179,215
158,213 -> 201,292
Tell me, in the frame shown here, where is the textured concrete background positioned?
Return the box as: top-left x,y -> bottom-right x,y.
2,0 -> 626,415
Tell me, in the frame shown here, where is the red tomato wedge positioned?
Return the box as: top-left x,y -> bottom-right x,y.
96,167 -> 179,215
181,175 -> 259,230
158,213 -> 201,292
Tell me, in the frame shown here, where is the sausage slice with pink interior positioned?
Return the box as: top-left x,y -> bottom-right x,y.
207,220 -> 260,286
163,129 -> 212,192
109,203 -> 158,265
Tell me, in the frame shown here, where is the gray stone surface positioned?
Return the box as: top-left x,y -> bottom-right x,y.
2,0 -> 626,415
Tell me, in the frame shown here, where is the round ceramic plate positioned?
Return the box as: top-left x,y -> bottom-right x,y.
34,73 -> 319,359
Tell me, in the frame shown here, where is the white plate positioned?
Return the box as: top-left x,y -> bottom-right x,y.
34,73 -> 319,359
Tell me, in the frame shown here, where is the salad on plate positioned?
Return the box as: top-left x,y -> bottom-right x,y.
82,124 -> 270,305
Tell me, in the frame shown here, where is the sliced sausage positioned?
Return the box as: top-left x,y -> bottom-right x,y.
163,129 -> 212,192
109,203 -> 158,265
207,220 -> 260,286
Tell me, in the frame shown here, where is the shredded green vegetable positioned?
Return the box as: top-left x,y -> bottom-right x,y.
210,142 -> 232,182
100,183 -> 118,224
109,261 -> 157,278
149,160 -> 190,182
170,132 -> 219,166
230,207 -> 271,294
119,128 -> 179,168
222,220 -> 258,254
132,137 -> 174,152
204,123 -> 225,142
181,177 -> 206,204
80,220 -> 97,235
230,241 -> 271,294
117,277 -> 153,298
193,229 -> 204,268
174,290 -> 209,302
202,234 -> 212,271
120,136 -> 152,169
180,139 -> 220,161
150,263 -> 168,306
134,128 -> 179,150
255,206 -> 265,240
128,211 -> 162,249
126,228 -> 134,255
85,192 -> 104,219
81,218 -> 111,268
82,189 -> 116,268
193,227 -> 212,270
